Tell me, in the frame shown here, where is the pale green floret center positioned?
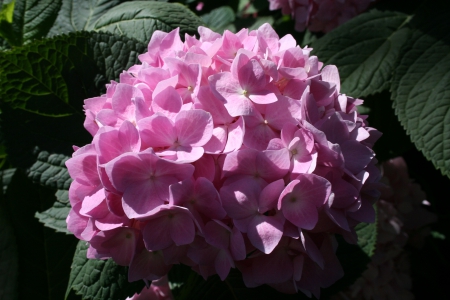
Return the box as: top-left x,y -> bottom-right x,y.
242,90 -> 248,96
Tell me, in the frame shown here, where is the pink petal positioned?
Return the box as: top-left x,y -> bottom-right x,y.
278,174 -> 331,230
258,179 -> 285,212
138,114 -> 176,149
321,65 -> 340,94
223,118 -> 245,153
175,109 -> 213,147
215,250 -> 233,280
203,126 -> 227,154
204,220 -> 230,250
238,59 -> 266,93
151,86 -> 183,119
172,146 -> 204,163
247,214 -> 284,254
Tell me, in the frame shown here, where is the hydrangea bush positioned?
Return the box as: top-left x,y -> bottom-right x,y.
0,1 -> 448,299
65,23 -> 381,297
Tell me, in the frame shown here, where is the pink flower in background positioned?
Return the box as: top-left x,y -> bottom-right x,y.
269,0 -> 374,32
66,23 -> 381,298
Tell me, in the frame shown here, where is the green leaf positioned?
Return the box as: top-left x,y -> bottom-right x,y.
0,0 -> 62,46
0,169 -> 19,300
28,151 -> 71,190
28,151 -> 72,233
355,218 -> 377,258
0,0 -> 14,23
2,168 -> 79,300
312,10 -> 411,98
391,1 -> 450,178
92,1 -> 204,44
0,31 -> 145,116
66,241 -> 145,300
35,200 -> 71,234
201,6 -> 235,34
237,0 -> 268,16
47,0 -> 125,37
0,31 -> 146,167
247,16 -> 274,31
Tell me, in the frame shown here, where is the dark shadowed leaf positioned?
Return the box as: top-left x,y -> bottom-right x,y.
391,0 -> 450,178
0,0 -> 62,46
312,10 -> 411,98
201,6 -> 235,33
0,31 -> 145,168
0,169 -> 19,300
2,168 -> 78,300
28,151 -> 72,233
92,1 -> 204,43
47,0 -> 124,36
66,241 -> 145,300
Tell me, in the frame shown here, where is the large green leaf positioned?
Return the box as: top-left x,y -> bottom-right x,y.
201,6 -> 235,33
0,0 -> 62,46
0,31 -> 145,115
28,151 -> 71,190
391,1 -> 450,178
66,241 -> 145,300
47,0 -> 125,36
28,151 -> 72,233
2,168 -> 78,300
0,169 -> 19,300
312,10 -> 411,98
92,1 -> 204,43
0,31 -> 145,167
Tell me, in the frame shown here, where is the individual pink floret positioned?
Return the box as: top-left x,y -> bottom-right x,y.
105,152 -> 194,219
209,51 -> 278,117
220,179 -> 286,254
278,173 -> 331,230
142,205 -> 199,251
138,109 -> 213,163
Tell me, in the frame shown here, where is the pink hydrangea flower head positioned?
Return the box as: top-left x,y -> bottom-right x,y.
66,23 -> 381,297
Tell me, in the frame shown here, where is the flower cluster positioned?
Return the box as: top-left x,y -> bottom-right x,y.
268,0 -> 373,32
334,157 -> 437,300
66,23 -> 381,297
